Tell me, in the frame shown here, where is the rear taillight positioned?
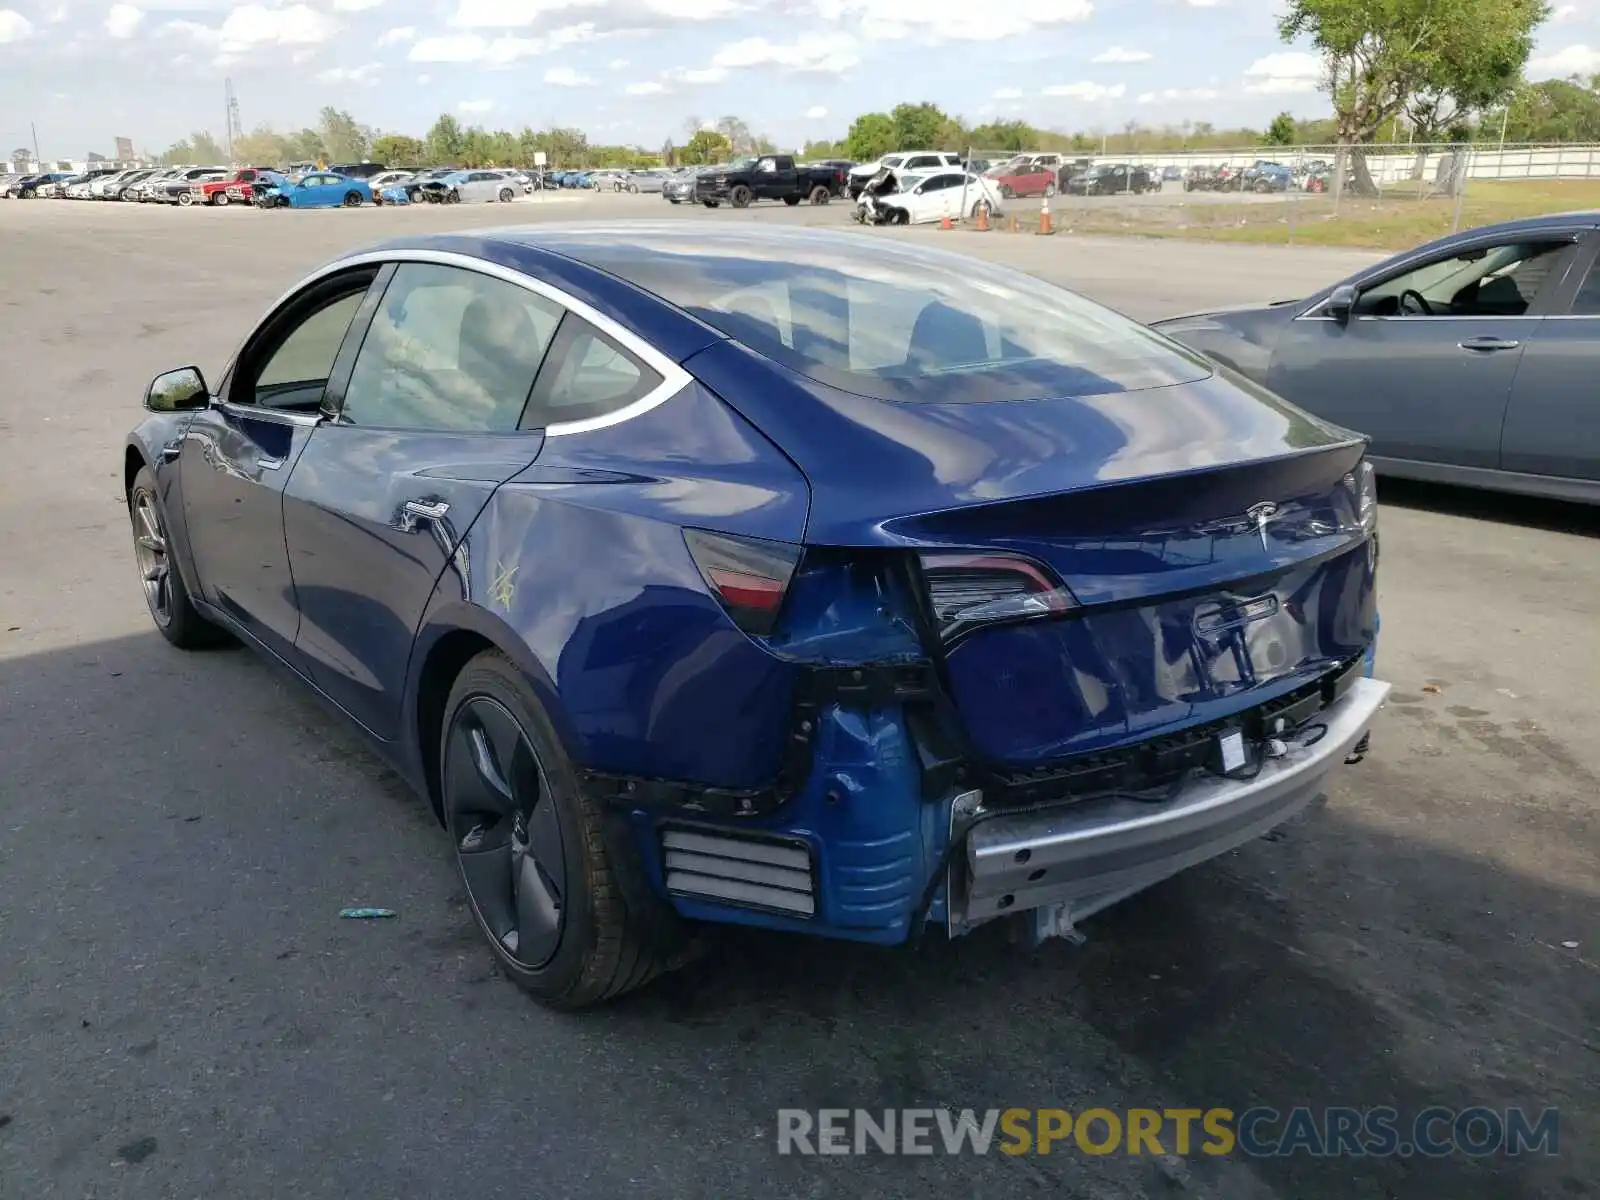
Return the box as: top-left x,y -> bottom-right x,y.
918,552 -> 1077,643
684,529 -> 802,636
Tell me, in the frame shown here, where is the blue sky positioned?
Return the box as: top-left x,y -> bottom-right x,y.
1,0 -> 1599,157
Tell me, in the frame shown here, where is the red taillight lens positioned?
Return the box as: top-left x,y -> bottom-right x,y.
918,552 -> 1077,643
684,529 -> 802,636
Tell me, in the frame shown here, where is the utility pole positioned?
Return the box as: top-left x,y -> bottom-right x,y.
31,121 -> 40,167
224,77 -> 242,163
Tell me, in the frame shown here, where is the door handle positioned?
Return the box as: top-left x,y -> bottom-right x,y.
1458,336 -> 1521,352
397,498 -> 449,532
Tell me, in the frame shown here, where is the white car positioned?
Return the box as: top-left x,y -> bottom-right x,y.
448,169 -> 528,204
367,169 -> 416,193
858,169 -> 1005,226
847,151 -> 963,197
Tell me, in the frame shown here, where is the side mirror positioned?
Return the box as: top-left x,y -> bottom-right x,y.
145,366 -> 209,413
1326,284 -> 1357,323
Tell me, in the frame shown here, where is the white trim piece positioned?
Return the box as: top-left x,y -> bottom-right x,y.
268,246 -> 693,438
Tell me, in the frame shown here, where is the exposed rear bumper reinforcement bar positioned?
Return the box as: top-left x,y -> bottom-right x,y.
953,676 -> 1390,930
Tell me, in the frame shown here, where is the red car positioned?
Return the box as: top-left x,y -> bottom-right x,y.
198,167 -> 274,206
985,162 -> 1058,199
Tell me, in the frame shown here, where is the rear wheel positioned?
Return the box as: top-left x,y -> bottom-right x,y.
177,191 -> 194,206
730,184 -> 753,208
441,652 -> 687,1008
498,187 -> 514,202
343,190 -> 363,207
702,200 -> 719,209
808,185 -> 830,205
213,192 -> 229,206
1044,181 -> 1057,197
128,466 -> 227,649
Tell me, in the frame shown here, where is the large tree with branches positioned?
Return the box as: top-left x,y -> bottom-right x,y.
1280,0 -> 1547,193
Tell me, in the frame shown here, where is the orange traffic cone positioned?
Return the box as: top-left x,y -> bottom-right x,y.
1037,195 -> 1054,236
940,214 -> 954,230
975,203 -> 990,232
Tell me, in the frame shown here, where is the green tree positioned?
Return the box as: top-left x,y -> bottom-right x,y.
715,115 -> 755,154
1265,112 -> 1298,144
283,128 -> 326,164
234,126 -> 289,166
1278,0 -> 1548,192
681,129 -> 731,163
889,101 -> 949,149
188,131 -> 226,163
800,138 -> 841,158
843,111 -> 896,160
318,107 -> 369,162
967,119 -> 1037,152
159,139 -> 193,165
372,133 -> 425,165
424,114 -> 465,165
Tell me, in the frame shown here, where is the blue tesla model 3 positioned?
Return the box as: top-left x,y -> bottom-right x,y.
125,224 -> 1388,1008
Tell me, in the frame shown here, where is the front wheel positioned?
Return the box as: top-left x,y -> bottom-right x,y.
177,191 -> 194,206
499,187 -> 515,202
702,200 -> 719,208
730,184 -> 753,208
441,651 -> 688,1008
343,191 -> 363,207
128,466 -> 227,649
213,192 -> 229,206
808,185 -> 830,205
446,189 -> 461,205
1044,182 -> 1057,197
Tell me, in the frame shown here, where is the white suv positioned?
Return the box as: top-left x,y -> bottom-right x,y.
847,151 -> 963,197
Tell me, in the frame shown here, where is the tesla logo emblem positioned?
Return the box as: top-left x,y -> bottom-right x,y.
1247,502 -> 1280,551
489,561 -> 519,610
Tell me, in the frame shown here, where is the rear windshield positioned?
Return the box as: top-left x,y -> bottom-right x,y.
570,234 -> 1210,404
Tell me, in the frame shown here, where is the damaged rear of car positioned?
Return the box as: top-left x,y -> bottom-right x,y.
560,229 -> 1387,955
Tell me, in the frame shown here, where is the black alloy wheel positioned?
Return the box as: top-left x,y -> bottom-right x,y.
445,693 -> 568,972
343,191 -> 363,207
128,465 -> 225,648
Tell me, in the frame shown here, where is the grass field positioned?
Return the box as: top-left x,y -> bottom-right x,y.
1056,179 -> 1600,249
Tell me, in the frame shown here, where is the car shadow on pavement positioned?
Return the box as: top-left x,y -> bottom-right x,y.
1379,478 -> 1600,538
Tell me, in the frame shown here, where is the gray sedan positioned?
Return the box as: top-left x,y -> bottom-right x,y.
624,170 -> 667,194
1152,212 -> 1600,504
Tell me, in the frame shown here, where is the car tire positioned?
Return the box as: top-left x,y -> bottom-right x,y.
498,187 -> 514,202
667,197 -> 680,204
177,191 -> 194,206
808,185 -> 830,205
730,184 -> 753,208
702,200 -> 719,208
783,195 -> 801,206
1044,182 -> 1057,197
446,189 -> 461,205
999,184 -> 1014,199
888,207 -> 909,225
343,191 -> 363,207
440,651 -> 691,1009
128,465 -> 228,650
213,192 -> 229,206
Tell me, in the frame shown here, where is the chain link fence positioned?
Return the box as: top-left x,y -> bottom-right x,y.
976,143 -> 1600,248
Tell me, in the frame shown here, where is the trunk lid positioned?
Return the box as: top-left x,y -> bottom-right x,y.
686,343 -> 1377,766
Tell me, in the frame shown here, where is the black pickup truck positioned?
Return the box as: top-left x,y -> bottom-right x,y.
696,154 -> 846,208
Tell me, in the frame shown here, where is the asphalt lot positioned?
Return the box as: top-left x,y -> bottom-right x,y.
1,192 -> 1595,1200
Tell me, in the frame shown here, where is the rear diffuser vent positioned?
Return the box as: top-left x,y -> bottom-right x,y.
661,827 -> 816,917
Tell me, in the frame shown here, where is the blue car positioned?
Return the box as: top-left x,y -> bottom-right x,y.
123,225 -> 1387,1009
256,170 -> 373,208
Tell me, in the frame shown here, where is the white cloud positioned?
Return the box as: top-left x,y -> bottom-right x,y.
543,64 -> 591,85
318,61 -> 381,83
448,0 -> 743,28
377,24 -> 413,43
167,4 -> 337,57
416,72 -> 430,82
410,24 -> 592,64
0,7 -> 31,39
709,33 -> 858,73
992,85 -> 1022,99
1137,86 -> 1219,103
1186,0 -> 1223,6
608,56 -> 627,68
666,64 -> 729,83
1092,45 -> 1148,63
457,98 -> 494,112
1552,3 -> 1577,19
333,0 -> 382,9
1243,50 -> 1321,94
1041,80 -> 1125,101
625,79 -> 664,93
805,104 -> 827,118
816,0 -> 1091,43
105,3 -> 142,37
1529,43 -> 1600,76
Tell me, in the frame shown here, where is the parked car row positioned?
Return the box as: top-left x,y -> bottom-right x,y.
0,162 -> 544,210
1182,159 -> 1339,193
